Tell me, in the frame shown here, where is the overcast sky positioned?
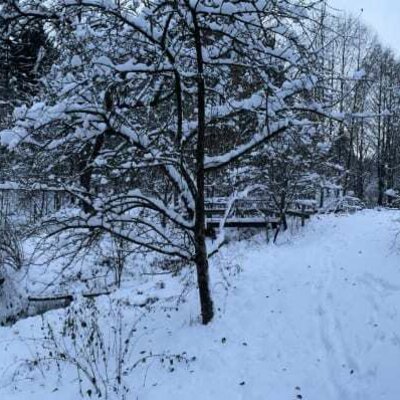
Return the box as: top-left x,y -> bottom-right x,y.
329,0 -> 400,54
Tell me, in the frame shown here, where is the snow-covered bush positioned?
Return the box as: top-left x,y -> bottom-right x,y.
0,215 -> 26,326
322,195 -> 365,214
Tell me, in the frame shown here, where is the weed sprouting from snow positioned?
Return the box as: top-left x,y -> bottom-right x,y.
11,296 -> 195,399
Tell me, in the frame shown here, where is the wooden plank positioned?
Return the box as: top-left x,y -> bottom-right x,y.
205,208 -> 312,219
206,217 -> 279,229
28,291 -> 111,303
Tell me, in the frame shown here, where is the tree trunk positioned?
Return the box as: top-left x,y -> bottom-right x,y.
192,5 -> 214,325
378,162 -> 385,206
194,234 -> 214,324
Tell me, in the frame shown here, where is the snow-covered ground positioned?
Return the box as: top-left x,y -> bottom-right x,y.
2,209 -> 400,399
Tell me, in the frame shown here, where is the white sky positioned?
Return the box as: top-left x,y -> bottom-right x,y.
329,0 -> 400,53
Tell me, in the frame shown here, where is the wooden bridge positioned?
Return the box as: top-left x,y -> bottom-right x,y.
205,197 -> 316,239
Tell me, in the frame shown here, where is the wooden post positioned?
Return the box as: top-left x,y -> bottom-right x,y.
320,187 -> 324,208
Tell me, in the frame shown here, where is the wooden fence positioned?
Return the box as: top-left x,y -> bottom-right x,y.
0,183 -> 71,224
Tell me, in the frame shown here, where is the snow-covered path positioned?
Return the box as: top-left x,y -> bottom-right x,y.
2,210 -> 400,400
141,209 -> 400,400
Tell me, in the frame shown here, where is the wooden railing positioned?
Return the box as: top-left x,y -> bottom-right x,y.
204,197 -> 317,239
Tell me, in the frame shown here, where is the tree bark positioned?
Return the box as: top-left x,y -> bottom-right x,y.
194,234 -> 214,324
191,5 -> 214,324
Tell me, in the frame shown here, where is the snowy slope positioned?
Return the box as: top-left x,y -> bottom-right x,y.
2,210 -> 400,400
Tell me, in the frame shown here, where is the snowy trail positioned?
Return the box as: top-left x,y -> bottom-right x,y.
134,210 -> 400,400
2,210 -> 400,400
204,210 -> 400,400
